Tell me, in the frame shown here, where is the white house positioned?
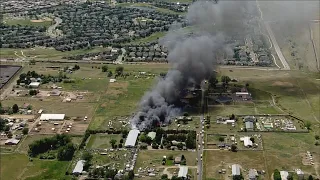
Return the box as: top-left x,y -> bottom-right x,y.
29,82 -> 40,88
178,166 -> 188,178
240,136 -> 253,147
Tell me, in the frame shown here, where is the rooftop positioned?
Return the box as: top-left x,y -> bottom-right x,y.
40,114 -> 65,121
124,129 -> 140,147
232,164 -> 241,176
73,160 -> 85,174
178,166 -> 188,178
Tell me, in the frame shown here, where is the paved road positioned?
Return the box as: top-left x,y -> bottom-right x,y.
197,88 -> 205,180
264,22 -> 290,70
47,17 -> 62,37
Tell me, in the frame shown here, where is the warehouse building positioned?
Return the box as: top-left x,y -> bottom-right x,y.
178,166 -> 188,179
40,114 -> 65,121
125,129 -> 140,148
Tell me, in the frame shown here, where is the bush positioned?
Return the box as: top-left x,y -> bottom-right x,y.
22,128 -> 29,135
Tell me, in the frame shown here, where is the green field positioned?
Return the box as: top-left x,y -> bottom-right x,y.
87,134 -> 122,149
0,47 -> 106,60
17,135 -> 53,154
129,31 -> 166,44
117,3 -> 185,15
4,19 -> 53,28
135,150 -> 198,169
0,153 -> 71,180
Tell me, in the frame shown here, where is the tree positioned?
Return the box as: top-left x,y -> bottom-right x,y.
183,112 -> 189,117
115,66 -> 124,75
315,135 -> 320,140
57,143 -> 76,161
315,141 -> 319,146
102,65 -> 108,72
219,137 -> 225,142
128,170 -> 134,180
233,175 -> 244,180
231,144 -> 237,152
12,104 -> 19,113
273,169 -> 281,180
308,175 -> 314,180
122,129 -> 129,138
110,139 -> 117,148
305,121 -> 312,130
108,71 -> 113,77
287,174 -> 293,180
7,131 -> 13,138
120,139 -> 124,144
161,174 -> 168,180
221,76 -> 231,84
177,143 -> 183,150
230,114 -> 235,120
208,74 -> 218,88
82,151 -> 93,170
250,137 -> 255,143
22,128 -> 29,135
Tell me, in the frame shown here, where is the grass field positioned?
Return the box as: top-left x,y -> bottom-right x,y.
117,3 -> 185,15
4,19 -> 53,28
86,134 -> 122,149
0,47 -> 106,60
0,153 -> 71,180
129,32 -> 166,44
135,150 -> 197,169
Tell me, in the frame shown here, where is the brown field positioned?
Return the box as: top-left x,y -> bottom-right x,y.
204,150 -> 267,179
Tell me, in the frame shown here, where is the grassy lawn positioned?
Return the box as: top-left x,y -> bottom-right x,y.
117,3 -> 185,15
135,150 -> 197,169
128,31 -> 166,44
4,19 -> 53,28
87,134 -> 122,149
262,133 -> 319,177
90,150 -> 128,168
0,153 -> 71,180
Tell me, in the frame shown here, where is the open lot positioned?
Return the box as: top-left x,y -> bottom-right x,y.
0,153 -> 71,180
4,18 -> 53,28
0,65 -> 21,89
16,134 -> 53,153
87,134 -> 122,149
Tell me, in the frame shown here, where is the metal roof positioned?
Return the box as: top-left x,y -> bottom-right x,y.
147,132 -> 156,140
40,114 -> 65,120
124,129 -> 140,147
73,160 -> 85,174
232,164 -> 241,176
178,166 -> 188,178
245,121 -> 254,129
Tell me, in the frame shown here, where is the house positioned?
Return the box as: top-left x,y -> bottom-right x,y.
235,92 -> 252,100
178,166 -> 188,179
245,121 -> 254,131
124,129 -> 140,148
50,89 -> 61,96
5,138 -> 20,145
40,114 -> 65,121
232,164 -> 241,176
280,171 -> 289,180
240,136 -> 253,147
147,132 -> 156,140
249,169 -> 258,180
72,160 -> 85,176
29,82 -> 40,88
296,169 -> 304,180
174,156 -> 181,164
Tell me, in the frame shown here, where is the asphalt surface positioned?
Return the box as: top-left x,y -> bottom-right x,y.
197,89 -> 205,180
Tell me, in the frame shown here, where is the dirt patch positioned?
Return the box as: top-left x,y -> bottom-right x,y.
106,82 -> 128,96
30,20 -> 45,23
272,81 -> 294,87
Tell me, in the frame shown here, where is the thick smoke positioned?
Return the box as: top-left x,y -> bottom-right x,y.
130,0 -> 253,130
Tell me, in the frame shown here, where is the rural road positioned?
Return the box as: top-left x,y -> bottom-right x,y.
264,22 -> 290,70
47,17 -> 62,37
197,87 -> 206,180
256,0 -> 290,70
115,48 -> 126,64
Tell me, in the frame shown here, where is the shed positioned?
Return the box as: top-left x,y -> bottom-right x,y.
29,82 -> 40,88
147,132 -> 156,140
5,139 -> 20,145
73,160 -> 85,176
245,121 -> 254,131
109,79 -> 116,83
249,169 -> 258,180
280,171 -> 288,180
40,114 -> 65,121
178,166 -> 188,178
232,164 -> 241,176
124,129 -> 140,148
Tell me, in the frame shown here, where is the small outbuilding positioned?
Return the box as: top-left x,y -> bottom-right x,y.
147,132 -> 156,140
178,166 -> 188,179
240,137 -> 253,147
245,121 -> 254,131
73,160 -> 85,176
249,169 -> 258,180
5,139 -> 20,145
174,156 -> 182,164
232,164 -> 241,176
280,171 -> 289,180
29,82 -> 40,88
